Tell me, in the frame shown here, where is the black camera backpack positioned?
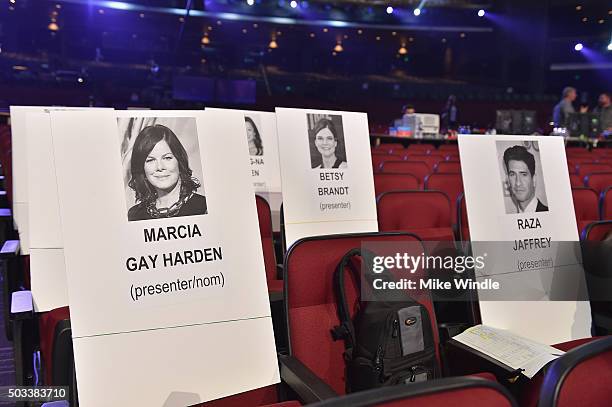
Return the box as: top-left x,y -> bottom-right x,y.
331,248 -> 439,393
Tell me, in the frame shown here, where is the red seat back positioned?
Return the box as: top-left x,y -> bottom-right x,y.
435,161 -> 461,173
576,163 -> 612,175
407,144 -> 435,153
603,187 -> 612,221
425,173 -> 464,224
572,188 -> 600,234
438,144 -> 459,152
377,191 -> 453,240
457,193 -> 470,241
582,221 -> 612,241
256,195 -> 281,291
374,143 -> 405,154
38,306 -> 71,385
310,377 -> 516,407
284,232 -> 439,395
569,174 -> 583,188
381,161 -> 430,184
371,154 -> 403,173
405,154 -> 442,172
374,173 -> 420,197
539,337 -> 612,407
584,172 -> 612,194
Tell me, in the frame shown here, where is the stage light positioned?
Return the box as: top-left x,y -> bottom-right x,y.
77,77 -> 84,83
247,0 -> 254,5
607,42 -> 612,51
334,43 -> 343,52
48,22 -> 59,31
413,8 -> 421,16
478,9 -> 485,17
574,43 -> 583,51
386,6 -> 393,14
201,34 -> 210,45
269,39 -> 278,49
9,0 -> 15,4
290,0 -> 297,8
398,45 -> 407,55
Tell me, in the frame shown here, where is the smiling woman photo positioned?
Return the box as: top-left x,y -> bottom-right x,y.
127,124 -> 207,221
310,117 -> 347,169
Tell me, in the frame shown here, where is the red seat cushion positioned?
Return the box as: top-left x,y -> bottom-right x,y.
602,188 -> 612,220
38,306 -> 71,384
572,188 -> 599,235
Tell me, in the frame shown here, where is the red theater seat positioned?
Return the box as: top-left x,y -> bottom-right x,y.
377,190 -> 454,241
281,232 -> 441,402
374,173 -> 420,196
583,172 -> 612,194
38,306 -> 72,385
309,377 -> 516,407
519,337 -> 601,407
602,187 -> 612,220
406,154 -> 443,171
374,143 -> 405,154
538,337 -> 612,407
202,386 -> 300,407
571,188 -> 599,236
435,161 -> 461,173
256,196 -> 282,293
425,173 -> 464,224
576,163 -> 612,176
569,174 -> 583,188
407,143 -> 435,153
439,144 -> 459,152
371,154 -> 403,173
381,161 -> 430,184
457,193 -> 470,242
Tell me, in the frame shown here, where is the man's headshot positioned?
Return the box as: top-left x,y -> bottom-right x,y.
498,142 -> 549,214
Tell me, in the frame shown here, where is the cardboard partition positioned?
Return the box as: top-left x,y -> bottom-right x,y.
50,109 -> 279,406
459,134 -> 591,344
276,108 -> 378,247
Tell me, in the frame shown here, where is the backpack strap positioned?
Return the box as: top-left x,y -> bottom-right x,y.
331,248 -> 363,360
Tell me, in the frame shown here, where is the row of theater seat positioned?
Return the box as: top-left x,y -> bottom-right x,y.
1,134 -> 612,406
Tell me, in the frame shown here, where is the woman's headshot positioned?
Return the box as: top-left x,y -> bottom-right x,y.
126,123 -> 207,221
245,116 -> 263,156
309,116 -> 347,169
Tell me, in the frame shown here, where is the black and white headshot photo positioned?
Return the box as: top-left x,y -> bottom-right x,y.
496,141 -> 549,214
118,117 -> 207,222
308,113 -> 348,169
245,115 -> 264,156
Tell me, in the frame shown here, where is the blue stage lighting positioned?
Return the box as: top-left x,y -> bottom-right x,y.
574,43 -> 583,51
386,6 -> 393,14
413,8 -> 421,16
478,9 -> 485,17
290,0 -> 297,8
247,0 -> 254,5
608,43 -> 612,51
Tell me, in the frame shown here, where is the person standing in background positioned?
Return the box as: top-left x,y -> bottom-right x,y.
593,92 -> 612,132
552,87 -> 577,127
441,95 -> 458,131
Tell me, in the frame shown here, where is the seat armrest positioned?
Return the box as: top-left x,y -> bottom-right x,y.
0,239 -> 20,259
11,290 -> 33,319
438,322 -> 471,344
279,353 -> 338,403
